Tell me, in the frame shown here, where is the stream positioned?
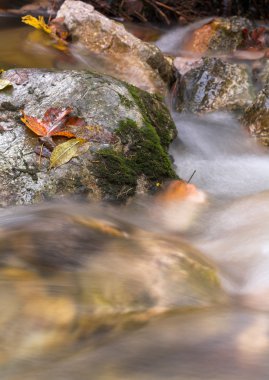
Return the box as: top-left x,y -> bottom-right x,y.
1,14 -> 269,380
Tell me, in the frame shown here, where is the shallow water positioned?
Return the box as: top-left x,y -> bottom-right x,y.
1,14 -> 269,380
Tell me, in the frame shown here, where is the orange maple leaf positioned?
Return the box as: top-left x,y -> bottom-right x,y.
21,107 -> 75,138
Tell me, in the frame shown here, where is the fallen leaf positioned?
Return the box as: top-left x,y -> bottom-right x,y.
50,138 -> 90,168
22,15 -> 68,51
241,27 -> 269,50
66,116 -> 87,128
156,180 -> 206,204
0,79 -> 12,91
21,15 -> 52,34
21,107 -> 75,138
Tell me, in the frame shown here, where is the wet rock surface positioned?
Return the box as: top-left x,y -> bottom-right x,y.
0,68 -> 177,207
0,201 -> 226,363
184,17 -> 253,54
176,57 -> 253,113
57,0 -> 176,94
242,81 -> 269,146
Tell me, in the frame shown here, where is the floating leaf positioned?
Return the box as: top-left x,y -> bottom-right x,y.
50,138 -> 90,168
21,107 -> 75,138
0,79 -> 12,91
22,15 -> 52,34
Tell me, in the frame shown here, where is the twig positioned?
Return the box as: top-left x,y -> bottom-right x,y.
187,170 -> 196,183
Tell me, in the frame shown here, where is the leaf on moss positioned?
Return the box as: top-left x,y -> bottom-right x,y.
0,79 -> 12,91
50,138 -> 90,168
22,15 -> 52,34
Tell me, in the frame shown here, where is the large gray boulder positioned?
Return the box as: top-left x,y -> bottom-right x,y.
0,69 -> 177,207
176,57 -> 253,113
57,0 -> 175,94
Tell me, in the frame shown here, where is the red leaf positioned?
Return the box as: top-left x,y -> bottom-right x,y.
21,107 -> 75,138
21,113 -> 47,136
65,116 -> 86,128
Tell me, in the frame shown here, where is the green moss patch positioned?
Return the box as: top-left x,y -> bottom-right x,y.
94,118 -> 177,201
126,83 -> 177,148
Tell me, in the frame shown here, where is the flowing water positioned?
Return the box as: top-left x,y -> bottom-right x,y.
1,14 -> 269,379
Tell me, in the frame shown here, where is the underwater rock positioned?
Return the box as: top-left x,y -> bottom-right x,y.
0,68 -> 177,206
0,200 -> 226,363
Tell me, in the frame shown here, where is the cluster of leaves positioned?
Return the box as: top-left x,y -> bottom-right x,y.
241,27 -> 269,51
21,107 -> 90,169
21,15 -> 69,51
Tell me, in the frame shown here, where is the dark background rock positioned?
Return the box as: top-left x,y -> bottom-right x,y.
0,69 -> 177,207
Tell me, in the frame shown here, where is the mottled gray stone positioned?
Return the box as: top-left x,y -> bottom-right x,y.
242,81 -> 269,146
208,17 -> 253,52
176,57 -> 253,113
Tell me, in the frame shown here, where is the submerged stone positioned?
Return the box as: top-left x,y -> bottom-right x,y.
0,201 -> 227,363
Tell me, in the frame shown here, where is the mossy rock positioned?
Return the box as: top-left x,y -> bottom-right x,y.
0,69 -> 177,206
94,119 -> 177,200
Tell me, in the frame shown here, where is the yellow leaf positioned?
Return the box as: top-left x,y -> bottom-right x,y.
22,15 -> 52,34
51,39 -> 68,52
22,15 -> 68,52
50,138 -> 90,169
0,79 -> 12,91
